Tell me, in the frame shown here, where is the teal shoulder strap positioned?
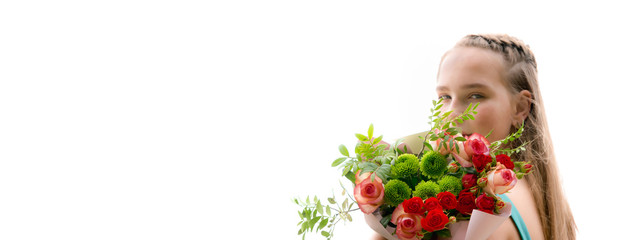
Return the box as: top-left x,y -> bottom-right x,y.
498,194 -> 531,240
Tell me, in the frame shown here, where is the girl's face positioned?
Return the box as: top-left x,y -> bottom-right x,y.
436,47 -> 522,143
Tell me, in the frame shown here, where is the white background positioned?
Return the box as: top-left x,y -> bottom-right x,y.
1,1 -> 622,239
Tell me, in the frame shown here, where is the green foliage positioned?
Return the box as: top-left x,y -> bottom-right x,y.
359,162 -> 392,183
390,154 -> 419,179
294,183 -> 358,240
383,179 -> 412,207
413,180 -> 441,199
490,122 -> 527,156
332,124 -> 397,184
420,151 -> 447,179
420,100 -> 478,157
438,175 -> 463,195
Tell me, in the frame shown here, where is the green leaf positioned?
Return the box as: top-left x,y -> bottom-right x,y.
345,171 -> 355,183
331,157 -> 347,167
342,165 -> 351,176
424,141 -> 433,151
316,201 -> 323,215
321,231 -> 330,237
327,197 -> 336,204
326,205 -> 331,215
310,216 -> 321,230
346,213 -> 352,222
318,218 -> 329,231
455,136 -> 466,141
380,214 -> 392,228
436,229 -> 452,238
339,144 -> 349,157
342,198 -> 348,209
373,135 -> 382,145
301,221 -> 308,232
368,124 -> 374,139
355,133 -> 368,142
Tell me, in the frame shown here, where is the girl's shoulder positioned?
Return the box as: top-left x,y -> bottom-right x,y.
497,178 -> 545,240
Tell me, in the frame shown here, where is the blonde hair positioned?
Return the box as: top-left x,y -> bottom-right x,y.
453,34 -> 576,239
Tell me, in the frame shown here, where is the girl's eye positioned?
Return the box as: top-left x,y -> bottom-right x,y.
439,95 -> 451,100
469,94 -> 483,99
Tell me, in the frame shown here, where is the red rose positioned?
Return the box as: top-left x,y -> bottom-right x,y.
496,154 -> 514,169
424,197 -> 442,212
456,190 -> 476,215
472,154 -> 491,172
403,197 -> 425,214
476,193 -> 495,214
436,191 -> 457,210
522,164 -> 533,173
461,173 -> 478,189
421,209 -> 449,232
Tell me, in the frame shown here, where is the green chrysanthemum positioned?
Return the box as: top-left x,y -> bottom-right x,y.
384,179 -> 412,207
396,153 -> 419,164
420,151 -> 447,178
438,175 -> 463,195
413,180 -> 440,199
391,154 -> 419,178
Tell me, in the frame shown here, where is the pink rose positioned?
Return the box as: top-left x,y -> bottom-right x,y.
391,203 -> 424,240
464,133 -> 490,158
354,170 -> 385,214
484,164 -> 518,195
451,141 -> 472,167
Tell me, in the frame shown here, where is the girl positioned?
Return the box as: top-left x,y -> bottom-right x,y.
372,34 -> 576,239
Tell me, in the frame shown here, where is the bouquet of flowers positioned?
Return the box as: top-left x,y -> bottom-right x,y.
294,99 -> 533,240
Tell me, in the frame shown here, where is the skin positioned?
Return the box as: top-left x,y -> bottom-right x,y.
371,47 -> 542,240
436,47 -> 529,143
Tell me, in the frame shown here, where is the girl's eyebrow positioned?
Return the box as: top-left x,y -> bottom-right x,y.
463,83 -> 489,89
436,83 -> 489,92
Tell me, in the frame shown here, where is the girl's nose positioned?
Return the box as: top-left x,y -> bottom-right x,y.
447,99 -> 464,120
445,99 -> 469,129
